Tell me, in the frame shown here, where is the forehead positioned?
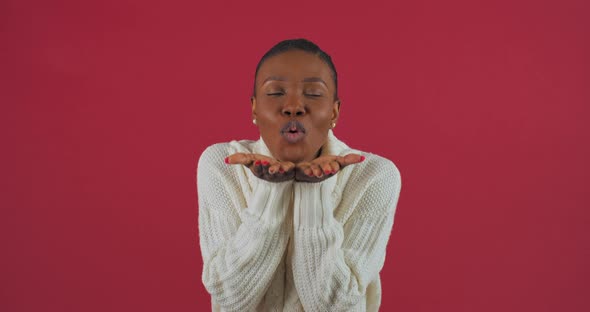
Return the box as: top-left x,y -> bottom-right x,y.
256,50 -> 333,85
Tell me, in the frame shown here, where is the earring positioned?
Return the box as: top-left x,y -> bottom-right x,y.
253,119 -> 257,125
331,122 -> 336,129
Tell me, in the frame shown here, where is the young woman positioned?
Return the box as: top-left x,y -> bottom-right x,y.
197,39 -> 402,311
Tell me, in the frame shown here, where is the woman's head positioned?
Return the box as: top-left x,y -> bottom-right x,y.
251,39 -> 341,163
253,39 -> 339,101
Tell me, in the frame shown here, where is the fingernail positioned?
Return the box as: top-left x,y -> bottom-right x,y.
224,157 -> 229,164
254,160 -> 261,165
360,156 -> 366,162
325,170 -> 332,174
261,160 -> 269,165
279,168 -> 285,173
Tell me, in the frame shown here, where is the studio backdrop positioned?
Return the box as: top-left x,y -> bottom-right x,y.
2,0 -> 589,311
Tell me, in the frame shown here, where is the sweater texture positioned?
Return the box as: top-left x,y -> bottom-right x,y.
197,130 -> 402,311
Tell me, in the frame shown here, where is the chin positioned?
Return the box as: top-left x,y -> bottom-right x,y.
278,152 -> 305,163
277,146 -> 306,163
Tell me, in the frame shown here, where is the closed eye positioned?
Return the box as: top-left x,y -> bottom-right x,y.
266,92 -> 284,96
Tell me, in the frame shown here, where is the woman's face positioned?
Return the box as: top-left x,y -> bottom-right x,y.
252,50 -> 340,163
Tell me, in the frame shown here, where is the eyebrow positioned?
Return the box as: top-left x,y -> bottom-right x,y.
263,76 -> 286,83
262,76 -> 327,87
302,77 -> 327,86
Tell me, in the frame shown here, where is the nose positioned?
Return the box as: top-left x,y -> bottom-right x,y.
281,95 -> 306,117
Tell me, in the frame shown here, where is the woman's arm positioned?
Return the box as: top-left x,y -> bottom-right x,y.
197,144 -> 292,311
291,156 -> 402,311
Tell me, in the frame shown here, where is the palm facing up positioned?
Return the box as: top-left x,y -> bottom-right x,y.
226,153 -> 364,183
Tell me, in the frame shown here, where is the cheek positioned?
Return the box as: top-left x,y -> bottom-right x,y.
309,108 -> 333,127
256,102 -> 281,119
256,110 -> 282,139
255,105 -> 278,122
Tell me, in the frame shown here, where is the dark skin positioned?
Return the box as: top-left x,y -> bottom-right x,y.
226,50 -> 363,183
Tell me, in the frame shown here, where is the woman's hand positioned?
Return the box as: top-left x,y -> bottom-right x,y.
295,154 -> 365,183
226,153 -> 296,183
226,153 -> 365,183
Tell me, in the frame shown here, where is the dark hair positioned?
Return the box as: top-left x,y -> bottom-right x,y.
253,38 -> 339,101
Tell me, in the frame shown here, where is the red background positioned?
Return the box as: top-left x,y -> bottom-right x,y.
2,0 -> 589,311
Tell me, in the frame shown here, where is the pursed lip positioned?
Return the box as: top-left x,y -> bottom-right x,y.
280,120 -> 306,144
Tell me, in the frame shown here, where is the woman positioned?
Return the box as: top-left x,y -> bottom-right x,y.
197,39 -> 402,311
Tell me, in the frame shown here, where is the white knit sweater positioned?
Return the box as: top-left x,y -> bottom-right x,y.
197,130 -> 401,312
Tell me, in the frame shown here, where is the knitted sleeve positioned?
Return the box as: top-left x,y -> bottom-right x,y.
291,155 -> 401,311
197,144 -> 292,311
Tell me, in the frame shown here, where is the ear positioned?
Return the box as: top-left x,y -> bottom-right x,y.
331,100 -> 341,122
251,96 -> 257,120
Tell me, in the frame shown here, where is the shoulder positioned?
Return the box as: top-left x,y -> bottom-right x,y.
328,133 -> 401,187
198,139 -> 257,167
196,139 -> 258,186
336,144 -> 401,188
336,148 -> 402,217
340,150 -> 402,219
357,152 -> 401,188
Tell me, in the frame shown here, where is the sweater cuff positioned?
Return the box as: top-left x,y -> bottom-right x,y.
293,181 -> 335,229
244,179 -> 293,225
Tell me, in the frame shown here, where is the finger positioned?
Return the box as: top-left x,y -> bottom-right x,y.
321,162 -> 333,175
251,159 -> 263,176
268,162 -> 281,174
258,158 -> 271,177
227,153 -> 275,165
329,160 -> 341,173
311,164 -> 324,177
339,154 -> 365,167
300,164 -> 314,177
280,162 -> 296,174
253,154 -> 274,164
226,153 -> 256,165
